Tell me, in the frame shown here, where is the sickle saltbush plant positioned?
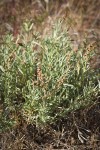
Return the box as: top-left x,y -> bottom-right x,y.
0,21 -> 99,131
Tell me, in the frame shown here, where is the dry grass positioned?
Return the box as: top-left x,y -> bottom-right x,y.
0,98 -> 100,149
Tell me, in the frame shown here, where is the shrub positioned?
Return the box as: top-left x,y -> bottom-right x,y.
0,21 -> 99,131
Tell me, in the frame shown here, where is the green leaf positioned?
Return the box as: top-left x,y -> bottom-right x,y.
0,66 -> 5,72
